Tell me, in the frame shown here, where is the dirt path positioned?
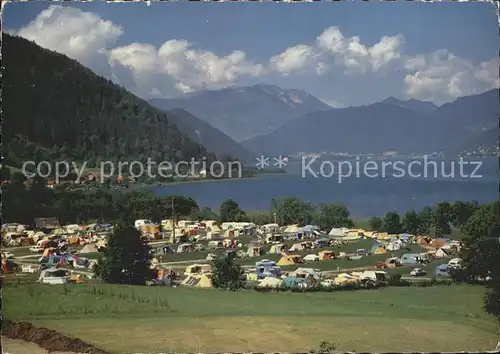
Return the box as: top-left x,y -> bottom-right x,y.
1,337 -> 83,354
1,320 -> 110,354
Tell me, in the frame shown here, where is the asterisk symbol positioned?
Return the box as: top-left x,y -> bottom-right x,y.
256,155 -> 270,169
273,155 -> 288,168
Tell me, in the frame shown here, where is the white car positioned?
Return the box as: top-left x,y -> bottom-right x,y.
3,252 -> 15,259
303,254 -> 320,262
320,279 -> 335,288
206,253 -> 217,261
410,268 -> 426,277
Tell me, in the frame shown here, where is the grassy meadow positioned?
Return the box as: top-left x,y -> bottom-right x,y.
3,281 -> 498,353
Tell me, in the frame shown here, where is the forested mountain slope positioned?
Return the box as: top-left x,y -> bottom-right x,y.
3,34 -> 213,168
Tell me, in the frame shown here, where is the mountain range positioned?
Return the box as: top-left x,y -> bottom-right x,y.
240,89 -> 498,156
150,84 -> 331,141
5,33 -> 497,169
162,109 -> 256,162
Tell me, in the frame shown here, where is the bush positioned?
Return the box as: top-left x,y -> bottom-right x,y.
310,340 -> 336,353
388,274 -> 410,287
211,256 -> 245,290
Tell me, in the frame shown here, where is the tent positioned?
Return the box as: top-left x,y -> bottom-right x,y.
184,264 -> 211,276
374,232 -> 390,240
277,255 -> 303,266
318,250 -> 335,260
288,242 -> 309,252
181,273 -> 212,288
386,239 -> 402,251
371,243 -> 387,255
431,238 -> 450,248
79,244 -> 98,254
401,253 -> 421,265
328,227 -> 347,237
247,246 -> 263,257
258,277 -> 282,288
284,225 -> 301,233
434,248 -> 450,259
269,244 -> 286,254
334,273 -> 361,286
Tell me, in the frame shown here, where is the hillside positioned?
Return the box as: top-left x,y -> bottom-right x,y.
241,89 -> 499,156
2,34 -> 213,168
160,109 -> 256,163
150,84 -> 331,141
241,103 -> 437,156
453,127 -> 499,156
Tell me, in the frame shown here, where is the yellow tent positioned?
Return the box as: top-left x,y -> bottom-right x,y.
184,264 -> 211,277
277,255 -> 303,266
371,245 -> 387,255
334,273 -> 361,285
181,273 -> 212,288
375,232 -> 390,240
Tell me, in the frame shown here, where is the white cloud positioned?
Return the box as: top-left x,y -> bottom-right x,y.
15,5 -> 122,71
11,6 -> 498,105
403,50 -> 499,104
270,26 -> 404,76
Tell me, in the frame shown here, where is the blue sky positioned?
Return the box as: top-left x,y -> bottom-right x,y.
4,1 -> 499,106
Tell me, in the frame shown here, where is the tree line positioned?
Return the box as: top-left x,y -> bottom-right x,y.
217,196 -> 480,237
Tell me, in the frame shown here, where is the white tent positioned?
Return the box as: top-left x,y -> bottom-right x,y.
328,227 -> 348,237
79,244 -> 98,254
386,239 -> 402,251
284,225 -> 301,233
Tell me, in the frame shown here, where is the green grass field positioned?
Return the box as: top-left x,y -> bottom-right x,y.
3,281 -> 498,353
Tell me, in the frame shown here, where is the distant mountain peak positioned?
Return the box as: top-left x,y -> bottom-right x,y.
381,96 -> 438,114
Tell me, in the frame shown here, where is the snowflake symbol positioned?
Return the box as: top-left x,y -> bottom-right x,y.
273,155 -> 288,168
256,155 -> 270,169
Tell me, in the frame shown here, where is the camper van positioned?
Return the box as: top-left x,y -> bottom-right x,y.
135,219 -> 153,230
37,268 -> 70,284
448,258 -> 463,269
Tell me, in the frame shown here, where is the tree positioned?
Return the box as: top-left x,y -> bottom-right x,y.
455,201 -> 500,322
417,206 -> 433,235
94,224 -> 154,285
381,211 -> 402,234
219,199 -> 246,222
368,217 -> 383,231
402,210 -> 420,235
452,201 -> 479,228
433,201 -> 453,236
211,256 -> 245,290
190,207 -> 219,221
0,165 -> 11,181
315,203 -> 354,231
271,197 -> 314,226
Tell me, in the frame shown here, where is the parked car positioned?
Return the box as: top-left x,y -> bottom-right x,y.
206,253 -> 217,261
410,268 -> 426,277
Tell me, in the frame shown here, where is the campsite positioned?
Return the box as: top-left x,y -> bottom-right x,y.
2,211 -> 500,353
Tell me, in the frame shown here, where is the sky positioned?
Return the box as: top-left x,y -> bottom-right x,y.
3,1 -> 499,107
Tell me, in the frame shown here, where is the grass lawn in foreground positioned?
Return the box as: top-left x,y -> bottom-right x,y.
3,282 -> 498,353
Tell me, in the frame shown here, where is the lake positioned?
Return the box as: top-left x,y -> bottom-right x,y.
147,157 -> 498,217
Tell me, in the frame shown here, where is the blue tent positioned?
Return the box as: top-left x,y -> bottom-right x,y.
301,225 -> 319,233
401,253 -> 421,265
283,276 -> 306,288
